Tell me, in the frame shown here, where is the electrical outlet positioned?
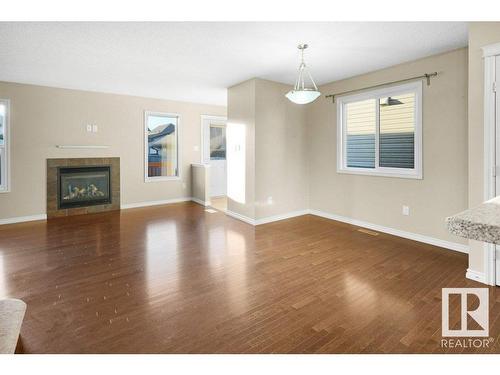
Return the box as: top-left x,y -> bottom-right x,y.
182,182 -> 187,189
92,125 -> 98,133
86,124 -> 92,132
267,196 -> 273,205
402,205 -> 410,216
193,145 -> 199,152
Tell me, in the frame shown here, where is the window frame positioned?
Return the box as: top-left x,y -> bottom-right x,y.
144,111 -> 181,183
336,81 -> 423,179
0,99 -> 10,193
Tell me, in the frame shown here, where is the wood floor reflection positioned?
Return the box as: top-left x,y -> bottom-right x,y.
0,202 -> 498,353
210,196 -> 227,212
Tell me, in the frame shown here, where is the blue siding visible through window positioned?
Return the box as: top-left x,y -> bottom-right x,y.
345,99 -> 376,168
379,133 -> 414,168
379,93 -> 415,169
344,93 -> 416,170
346,134 -> 375,168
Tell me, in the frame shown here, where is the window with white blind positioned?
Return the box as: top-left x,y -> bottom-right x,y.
0,99 -> 10,192
337,81 -> 422,179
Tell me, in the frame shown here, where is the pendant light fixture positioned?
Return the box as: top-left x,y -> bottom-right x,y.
285,44 -> 321,105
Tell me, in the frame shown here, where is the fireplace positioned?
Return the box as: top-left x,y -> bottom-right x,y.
47,158 -> 120,218
58,166 -> 111,209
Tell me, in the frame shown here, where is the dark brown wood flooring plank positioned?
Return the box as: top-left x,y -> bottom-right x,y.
0,203 -> 497,353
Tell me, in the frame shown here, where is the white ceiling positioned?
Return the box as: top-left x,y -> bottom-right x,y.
0,22 -> 468,106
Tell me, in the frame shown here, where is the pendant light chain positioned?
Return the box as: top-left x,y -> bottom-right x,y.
300,47 -> 305,91
285,43 -> 321,104
299,45 -> 306,91
294,44 -> 318,91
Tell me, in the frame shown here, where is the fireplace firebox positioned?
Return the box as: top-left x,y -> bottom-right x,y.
58,166 -> 112,209
47,158 -> 120,218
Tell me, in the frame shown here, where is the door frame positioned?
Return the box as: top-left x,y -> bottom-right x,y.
482,42 -> 500,285
200,115 -> 228,164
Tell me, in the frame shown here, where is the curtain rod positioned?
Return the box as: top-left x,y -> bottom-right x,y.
324,72 -> 438,103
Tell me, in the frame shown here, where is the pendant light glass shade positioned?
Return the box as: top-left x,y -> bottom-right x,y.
286,44 -> 321,105
285,89 -> 321,104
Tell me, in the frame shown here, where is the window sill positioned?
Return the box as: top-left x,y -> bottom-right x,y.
337,168 -> 422,180
0,188 -> 10,193
145,176 -> 181,183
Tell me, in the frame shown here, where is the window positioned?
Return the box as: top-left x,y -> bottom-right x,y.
0,99 -> 9,192
337,81 -> 422,179
210,125 -> 226,160
144,111 -> 180,181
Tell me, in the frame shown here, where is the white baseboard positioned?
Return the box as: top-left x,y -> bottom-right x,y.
0,198 -> 194,225
225,209 -> 310,226
0,203 -> 472,257
466,268 -> 486,283
224,207 -> 469,254
309,209 -> 469,254
121,197 -> 192,209
1,197 -> 201,225
0,214 -> 47,225
225,210 -> 256,225
191,197 -> 211,207
255,210 -> 310,225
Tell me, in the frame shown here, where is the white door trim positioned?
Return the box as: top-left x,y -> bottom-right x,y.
482,44 -> 498,286
483,42 -> 500,58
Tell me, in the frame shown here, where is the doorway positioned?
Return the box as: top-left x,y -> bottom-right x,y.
201,115 -> 227,211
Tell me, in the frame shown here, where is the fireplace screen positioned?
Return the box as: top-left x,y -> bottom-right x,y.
58,166 -> 111,209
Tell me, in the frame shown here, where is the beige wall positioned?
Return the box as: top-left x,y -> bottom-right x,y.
306,48 -> 469,245
0,44 -> 475,261
0,82 -> 225,220
226,78 -> 308,220
255,79 -> 308,219
467,22 -> 500,272
227,79 -> 256,219
191,164 -> 210,204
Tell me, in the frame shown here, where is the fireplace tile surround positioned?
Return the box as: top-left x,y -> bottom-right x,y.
46,157 -> 120,218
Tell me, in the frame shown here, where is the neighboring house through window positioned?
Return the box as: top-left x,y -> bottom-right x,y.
0,99 -> 9,192
336,81 -> 422,179
144,111 -> 180,181
210,125 -> 226,160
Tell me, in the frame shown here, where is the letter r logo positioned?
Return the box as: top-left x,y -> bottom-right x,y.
442,288 -> 489,337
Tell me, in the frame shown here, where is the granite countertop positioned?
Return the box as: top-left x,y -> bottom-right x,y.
446,196 -> 500,245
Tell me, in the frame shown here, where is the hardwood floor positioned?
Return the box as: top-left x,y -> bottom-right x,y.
210,196 -> 227,212
0,202 -> 498,353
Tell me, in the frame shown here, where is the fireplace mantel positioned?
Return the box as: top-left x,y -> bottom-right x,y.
46,158 -> 120,218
